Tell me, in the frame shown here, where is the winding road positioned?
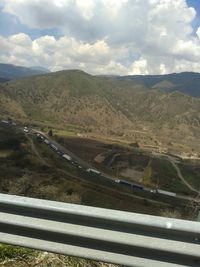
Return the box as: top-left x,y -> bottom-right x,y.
168,156 -> 200,194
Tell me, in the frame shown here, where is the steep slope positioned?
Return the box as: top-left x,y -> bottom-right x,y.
1,70 -> 138,129
0,63 -> 49,81
1,69 -> 200,153
2,69 -> 200,126
0,84 -> 26,119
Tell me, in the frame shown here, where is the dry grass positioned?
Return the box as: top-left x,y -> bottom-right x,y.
0,249 -> 120,267
0,150 -> 13,158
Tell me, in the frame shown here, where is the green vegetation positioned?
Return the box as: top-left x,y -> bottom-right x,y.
160,209 -> 182,219
0,125 -> 25,150
0,244 -> 119,267
178,164 -> 200,191
54,129 -> 76,138
0,244 -> 34,261
150,159 -> 194,195
143,160 -> 152,186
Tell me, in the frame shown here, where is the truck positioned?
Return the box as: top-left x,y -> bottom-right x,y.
131,183 -> 144,190
1,120 -> 9,124
62,154 -> 72,161
50,144 -> 58,151
115,179 -> 144,190
156,189 -> 176,197
44,139 -> 50,145
86,168 -> 101,175
117,179 -> 132,188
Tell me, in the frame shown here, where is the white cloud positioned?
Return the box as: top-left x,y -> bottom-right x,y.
0,34 -> 125,74
76,0 -> 95,20
1,0 -> 200,75
130,58 -> 149,75
197,27 -> 200,40
9,33 -> 32,46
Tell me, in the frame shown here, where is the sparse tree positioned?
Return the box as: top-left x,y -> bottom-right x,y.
48,129 -> 53,137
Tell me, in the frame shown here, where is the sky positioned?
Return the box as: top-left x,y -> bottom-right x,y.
0,0 -> 200,75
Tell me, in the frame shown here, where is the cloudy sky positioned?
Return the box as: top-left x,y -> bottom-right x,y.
0,0 -> 200,75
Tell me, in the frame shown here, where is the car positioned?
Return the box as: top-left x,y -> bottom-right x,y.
23,127 -> 29,133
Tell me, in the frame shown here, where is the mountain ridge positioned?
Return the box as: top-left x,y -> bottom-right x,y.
0,63 -> 50,82
1,69 -> 200,153
115,71 -> 200,97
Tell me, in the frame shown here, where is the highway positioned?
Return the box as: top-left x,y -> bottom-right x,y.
1,119 -> 200,207
31,128 -> 200,206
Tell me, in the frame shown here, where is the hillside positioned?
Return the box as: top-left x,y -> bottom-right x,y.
1,69 -> 200,153
117,72 -> 200,98
0,63 -> 49,81
1,70 -> 138,129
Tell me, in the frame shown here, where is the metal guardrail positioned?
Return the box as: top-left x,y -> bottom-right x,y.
0,193 -> 200,267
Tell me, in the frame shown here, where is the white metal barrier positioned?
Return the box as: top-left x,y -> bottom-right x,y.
0,193 -> 200,267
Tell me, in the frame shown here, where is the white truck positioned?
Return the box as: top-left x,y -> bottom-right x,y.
1,120 -> 9,124
44,139 -> 50,145
156,189 -> 176,197
62,154 -> 72,161
86,168 -> 101,175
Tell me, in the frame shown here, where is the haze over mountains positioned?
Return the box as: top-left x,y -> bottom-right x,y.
0,63 -> 49,82
0,68 -> 200,154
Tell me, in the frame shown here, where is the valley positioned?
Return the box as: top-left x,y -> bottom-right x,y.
1,69 -> 200,217
1,119 -> 200,220
1,69 -> 200,265
1,69 -> 200,157
1,0 -> 200,265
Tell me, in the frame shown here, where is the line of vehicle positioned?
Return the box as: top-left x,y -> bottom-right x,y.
1,120 -> 199,206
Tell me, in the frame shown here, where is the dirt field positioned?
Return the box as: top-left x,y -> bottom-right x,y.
120,167 -> 144,182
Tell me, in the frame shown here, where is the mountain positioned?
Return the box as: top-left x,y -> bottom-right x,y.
1,69 -> 200,153
0,77 -> 9,83
30,66 -> 50,73
0,63 -> 49,82
117,72 -> 200,98
0,70 -> 136,128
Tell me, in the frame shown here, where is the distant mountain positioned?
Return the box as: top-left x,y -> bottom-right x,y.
0,63 -> 49,81
117,72 -> 200,98
0,77 -> 9,83
1,69 -> 200,125
30,66 -> 50,73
